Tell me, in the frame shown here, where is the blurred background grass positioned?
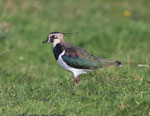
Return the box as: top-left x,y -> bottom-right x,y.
0,0 -> 150,115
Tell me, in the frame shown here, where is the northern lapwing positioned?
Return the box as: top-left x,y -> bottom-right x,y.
43,32 -> 122,88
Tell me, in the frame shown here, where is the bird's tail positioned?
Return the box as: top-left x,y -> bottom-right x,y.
99,59 -> 122,67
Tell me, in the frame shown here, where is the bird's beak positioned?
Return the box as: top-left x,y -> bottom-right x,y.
42,39 -> 48,44
42,36 -> 49,44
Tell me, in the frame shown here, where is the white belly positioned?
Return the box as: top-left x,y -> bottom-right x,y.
57,50 -> 92,78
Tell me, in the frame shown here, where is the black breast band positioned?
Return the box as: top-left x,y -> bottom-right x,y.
53,44 -> 64,60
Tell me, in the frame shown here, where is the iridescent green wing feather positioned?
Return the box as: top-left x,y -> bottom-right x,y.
61,46 -> 101,70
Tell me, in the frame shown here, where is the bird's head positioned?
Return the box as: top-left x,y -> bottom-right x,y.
43,32 -> 64,45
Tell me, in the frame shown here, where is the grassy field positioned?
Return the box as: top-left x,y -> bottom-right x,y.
0,0 -> 150,115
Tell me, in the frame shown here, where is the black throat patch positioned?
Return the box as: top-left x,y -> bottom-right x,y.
53,44 -> 64,60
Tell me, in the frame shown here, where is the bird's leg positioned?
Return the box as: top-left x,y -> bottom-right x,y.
69,77 -> 79,90
75,76 -> 79,87
69,79 -> 76,90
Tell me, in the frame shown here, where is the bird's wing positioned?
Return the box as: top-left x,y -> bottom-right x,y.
61,46 -> 101,70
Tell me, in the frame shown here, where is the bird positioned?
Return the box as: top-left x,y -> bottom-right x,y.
43,32 -> 122,88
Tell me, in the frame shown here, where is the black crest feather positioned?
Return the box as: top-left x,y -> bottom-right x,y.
50,32 -> 78,35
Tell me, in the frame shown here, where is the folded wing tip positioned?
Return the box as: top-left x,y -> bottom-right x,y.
116,61 -> 122,67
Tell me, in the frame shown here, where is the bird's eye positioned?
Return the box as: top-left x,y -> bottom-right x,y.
51,35 -> 57,39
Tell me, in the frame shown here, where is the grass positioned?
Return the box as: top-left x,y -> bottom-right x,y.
0,0 -> 150,115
